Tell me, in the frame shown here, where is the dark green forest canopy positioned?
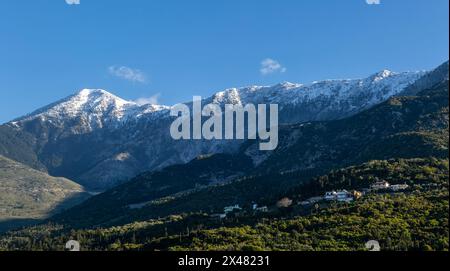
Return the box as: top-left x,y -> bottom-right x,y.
0,158 -> 447,251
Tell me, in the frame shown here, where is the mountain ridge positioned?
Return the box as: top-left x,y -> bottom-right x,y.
10,69 -> 424,127
0,62 -> 447,190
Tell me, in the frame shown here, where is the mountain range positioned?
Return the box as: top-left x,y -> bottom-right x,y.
1,62 -> 448,191
51,73 -> 449,228
0,61 -> 448,249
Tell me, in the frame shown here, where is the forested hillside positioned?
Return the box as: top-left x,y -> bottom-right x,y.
0,158 -> 447,251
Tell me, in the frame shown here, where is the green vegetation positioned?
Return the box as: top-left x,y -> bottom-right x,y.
164,191 -> 448,251
0,158 -> 447,251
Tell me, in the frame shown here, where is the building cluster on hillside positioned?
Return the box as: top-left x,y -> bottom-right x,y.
211,203 -> 269,220
300,189 -> 360,205
370,181 -> 410,192
300,180 -> 409,206
224,204 -> 242,214
211,180 -> 411,219
370,180 -> 391,190
324,190 -> 357,202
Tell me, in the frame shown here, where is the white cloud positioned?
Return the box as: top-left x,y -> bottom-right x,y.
260,58 -> 287,75
65,0 -> 80,5
108,66 -> 147,83
134,93 -> 160,105
366,0 -> 380,5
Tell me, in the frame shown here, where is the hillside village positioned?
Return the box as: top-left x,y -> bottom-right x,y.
299,181 -> 410,206
212,180 -> 410,220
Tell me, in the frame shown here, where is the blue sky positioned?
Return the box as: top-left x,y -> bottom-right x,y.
0,0 -> 448,123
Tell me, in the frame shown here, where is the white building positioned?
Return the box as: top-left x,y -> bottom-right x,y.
371,181 -> 391,190
336,190 -> 354,202
325,191 -> 337,201
324,190 -> 354,202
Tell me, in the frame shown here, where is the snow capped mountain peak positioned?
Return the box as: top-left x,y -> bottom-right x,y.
205,70 -> 423,108
76,88 -> 123,99
11,88 -> 172,132
211,88 -> 243,105
77,88 -> 108,96
74,88 -> 133,107
275,82 -> 303,89
369,69 -> 395,82
378,69 -> 393,77
50,88 -> 132,117
9,67 -> 427,136
12,88 -> 138,130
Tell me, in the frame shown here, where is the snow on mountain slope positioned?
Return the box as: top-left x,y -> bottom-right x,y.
202,70 -> 424,124
3,66 -> 434,190
208,70 -> 423,110
12,89 -> 169,132
11,69 -> 423,132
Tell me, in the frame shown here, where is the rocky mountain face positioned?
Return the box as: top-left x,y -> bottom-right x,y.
1,62 -> 447,191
